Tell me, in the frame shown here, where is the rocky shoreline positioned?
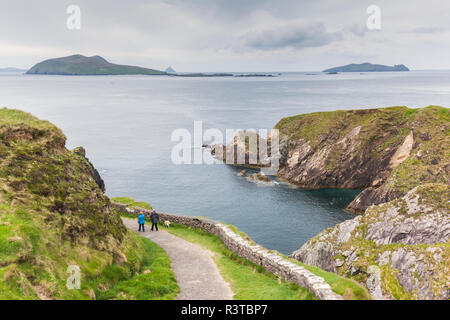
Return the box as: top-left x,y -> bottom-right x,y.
290,184 -> 449,299
212,105 -> 449,299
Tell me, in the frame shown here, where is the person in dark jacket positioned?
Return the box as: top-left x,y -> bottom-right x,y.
150,210 -> 159,231
138,212 -> 146,232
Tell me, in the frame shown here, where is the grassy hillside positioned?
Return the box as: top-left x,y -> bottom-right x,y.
0,108 -> 178,299
111,197 -> 152,210
26,55 -> 165,76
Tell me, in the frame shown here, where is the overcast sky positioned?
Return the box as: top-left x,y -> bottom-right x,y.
1,0 -> 449,71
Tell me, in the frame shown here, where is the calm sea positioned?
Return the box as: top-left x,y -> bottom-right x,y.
1,70 -> 449,254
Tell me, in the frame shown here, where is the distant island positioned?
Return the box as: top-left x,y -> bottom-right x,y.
26,54 -> 280,78
169,72 -> 233,77
169,72 -> 276,78
165,66 -> 176,73
0,67 -> 26,72
26,54 -> 166,75
323,63 -> 410,73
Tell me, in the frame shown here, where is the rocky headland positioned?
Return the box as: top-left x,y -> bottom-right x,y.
214,105 -> 449,299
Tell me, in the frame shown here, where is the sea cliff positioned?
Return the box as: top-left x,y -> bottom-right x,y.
214,105 -> 449,299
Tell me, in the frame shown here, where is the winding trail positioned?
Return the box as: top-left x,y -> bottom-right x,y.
122,218 -> 234,300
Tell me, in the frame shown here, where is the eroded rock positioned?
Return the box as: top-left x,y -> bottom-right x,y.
290,184 -> 450,300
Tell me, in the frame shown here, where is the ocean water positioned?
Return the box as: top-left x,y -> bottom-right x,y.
1,70 -> 449,254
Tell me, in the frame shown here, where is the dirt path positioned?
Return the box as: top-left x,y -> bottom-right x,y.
122,218 -> 234,300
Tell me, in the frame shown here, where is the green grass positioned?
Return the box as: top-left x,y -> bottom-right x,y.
111,197 -> 153,210
281,255 -> 372,300
94,233 -> 179,300
0,108 -> 58,130
159,222 -> 317,300
0,202 -> 179,300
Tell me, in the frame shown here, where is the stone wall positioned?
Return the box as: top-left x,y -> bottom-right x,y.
112,202 -> 343,300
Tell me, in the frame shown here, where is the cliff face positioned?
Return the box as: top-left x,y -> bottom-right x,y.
290,184 -> 449,300
216,106 -> 449,299
274,106 -> 449,213
276,106 -> 449,299
0,108 -> 157,299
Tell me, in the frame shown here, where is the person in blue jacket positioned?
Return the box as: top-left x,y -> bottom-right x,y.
138,212 -> 146,232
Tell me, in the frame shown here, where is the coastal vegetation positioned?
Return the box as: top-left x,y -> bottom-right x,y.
0,108 -> 178,299
111,197 -> 153,210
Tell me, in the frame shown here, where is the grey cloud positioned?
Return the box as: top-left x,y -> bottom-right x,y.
1,0 -> 450,70
344,24 -> 367,37
242,22 -> 339,50
412,26 -> 446,34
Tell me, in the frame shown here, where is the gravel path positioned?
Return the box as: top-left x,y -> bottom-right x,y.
122,218 -> 234,300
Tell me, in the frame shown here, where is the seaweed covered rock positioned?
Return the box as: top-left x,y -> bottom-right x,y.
211,130 -> 272,167
290,184 -> 449,300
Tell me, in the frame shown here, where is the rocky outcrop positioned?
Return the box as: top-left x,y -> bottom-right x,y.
216,106 -> 449,213
290,184 -> 449,300
275,106 -> 449,213
211,130 -> 272,167
214,106 -> 449,300
73,146 -> 105,192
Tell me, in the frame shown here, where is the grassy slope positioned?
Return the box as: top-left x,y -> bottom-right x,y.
111,197 -> 153,210
275,106 -> 416,149
0,108 -> 178,299
386,106 -> 449,193
116,197 -> 370,300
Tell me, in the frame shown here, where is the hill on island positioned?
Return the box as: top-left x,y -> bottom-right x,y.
323,63 -> 410,73
165,66 -> 176,73
26,55 -> 165,76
